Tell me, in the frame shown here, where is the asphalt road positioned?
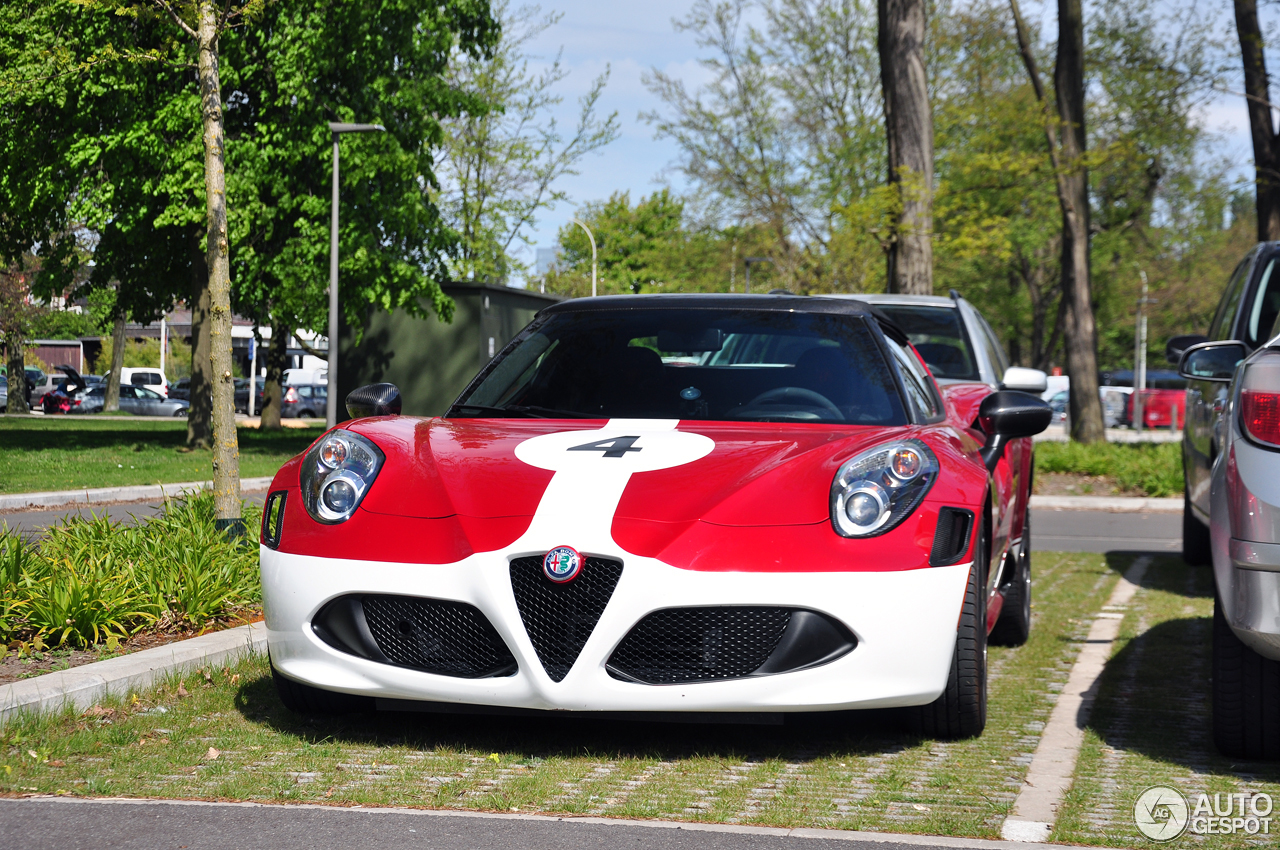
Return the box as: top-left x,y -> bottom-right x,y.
4,497 -> 1181,555
0,798 -> 1035,850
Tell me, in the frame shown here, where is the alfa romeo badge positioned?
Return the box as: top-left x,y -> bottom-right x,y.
543,546 -> 583,583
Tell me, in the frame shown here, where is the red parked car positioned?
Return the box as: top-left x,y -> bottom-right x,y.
1125,389 -> 1186,429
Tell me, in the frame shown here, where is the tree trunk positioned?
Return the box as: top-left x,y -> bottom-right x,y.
197,1 -> 241,535
259,316 -> 287,431
1008,0 -> 1105,442
103,316 -> 126,412
1054,0 -> 1104,443
5,347 -> 28,415
878,0 -> 934,295
187,234 -> 212,447
1235,0 -> 1280,242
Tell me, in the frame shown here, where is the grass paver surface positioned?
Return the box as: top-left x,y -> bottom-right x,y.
0,418 -> 320,494
1054,554 -> 1280,849
2,552 -> 1118,840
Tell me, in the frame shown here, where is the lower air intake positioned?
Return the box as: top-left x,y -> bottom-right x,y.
606,607 -> 856,685
315,594 -> 517,678
509,555 -> 624,682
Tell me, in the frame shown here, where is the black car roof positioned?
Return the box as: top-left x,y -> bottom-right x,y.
539,293 -> 909,344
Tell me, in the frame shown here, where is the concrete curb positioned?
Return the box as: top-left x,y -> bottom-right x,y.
0,797 -> 1129,850
0,477 -> 275,511
0,622 -> 268,723
1029,495 -> 1181,513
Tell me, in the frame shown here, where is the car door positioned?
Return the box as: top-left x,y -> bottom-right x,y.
1187,252 -> 1267,518
134,386 -> 164,414
117,385 -> 142,414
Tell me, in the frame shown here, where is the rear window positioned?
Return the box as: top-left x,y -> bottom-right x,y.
452,308 -> 907,425
870,305 -> 982,381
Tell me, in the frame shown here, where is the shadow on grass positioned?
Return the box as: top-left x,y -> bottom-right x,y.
231,672 -> 917,763
1087,616 -> 1280,781
1101,550 -> 1211,600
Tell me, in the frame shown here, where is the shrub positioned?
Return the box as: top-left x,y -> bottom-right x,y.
0,492 -> 261,648
1034,440 -> 1182,497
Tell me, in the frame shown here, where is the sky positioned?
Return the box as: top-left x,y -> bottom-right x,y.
508,0 -> 1259,286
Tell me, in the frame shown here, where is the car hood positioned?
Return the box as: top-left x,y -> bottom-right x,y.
350,416 -> 920,526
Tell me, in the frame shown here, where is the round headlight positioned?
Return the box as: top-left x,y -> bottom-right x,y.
890,447 -> 921,480
841,481 -> 890,532
319,436 -> 348,468
314,470 -> 368,522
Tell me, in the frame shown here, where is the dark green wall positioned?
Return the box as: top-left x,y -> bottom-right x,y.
338,284 -> 559,419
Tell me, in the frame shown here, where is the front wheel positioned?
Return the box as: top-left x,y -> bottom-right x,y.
991,517 -> 1032,647
1212,597 -> 1280,759
1183,488 -> 1212,566
906,535 -> 988,739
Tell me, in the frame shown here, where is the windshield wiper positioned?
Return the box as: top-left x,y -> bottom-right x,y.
447,403 -> 544,418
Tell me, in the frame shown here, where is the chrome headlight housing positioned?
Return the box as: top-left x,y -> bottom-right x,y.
830,439 -> 939,537
299,430 -> 385,524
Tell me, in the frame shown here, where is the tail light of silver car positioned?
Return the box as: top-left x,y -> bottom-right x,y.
284,386 -> 299,403
1241,352 -> 1280,448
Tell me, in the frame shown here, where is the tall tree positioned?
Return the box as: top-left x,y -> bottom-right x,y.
1008,0 -> 1105,441
434,0 -> 618,284
1234,0 -> 1280,242
877,0 -> 933,295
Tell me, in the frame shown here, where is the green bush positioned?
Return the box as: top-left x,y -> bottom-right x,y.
1034,440 -> 1183,497
0,492 -> 261,648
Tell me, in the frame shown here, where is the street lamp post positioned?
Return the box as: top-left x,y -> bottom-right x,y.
743,257 -> 773,293
327,121 -> 385,427
571,219 -> 597,297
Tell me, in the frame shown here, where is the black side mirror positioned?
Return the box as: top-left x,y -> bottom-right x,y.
1167,334 -> 1209,365
978,390 -> 1052,473
345,383 -> 402,418
1177,340 -> 1246,383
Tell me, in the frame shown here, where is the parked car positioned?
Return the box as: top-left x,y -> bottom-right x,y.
1167,241 -> 1280,758
281,383 -> 327,418
76,384 -> 190,417
1123,388 -> 1186,430
235,377 -> 266,414
262,294 -> 1051,737
0,374 -> 7,412
110,367 -> 169,398
169,377 -> 190,401
39,365 -> 90,415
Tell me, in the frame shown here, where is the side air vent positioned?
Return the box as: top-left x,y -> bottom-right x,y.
930,507 -> 974,566
509,555 -> 624,682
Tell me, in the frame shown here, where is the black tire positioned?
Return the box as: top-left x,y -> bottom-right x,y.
1183,488 -> 1212,566
907,535 -> 988,739
272,665 -> 374,715
991,515 -> 1032,647
1212,597 -> 1280,759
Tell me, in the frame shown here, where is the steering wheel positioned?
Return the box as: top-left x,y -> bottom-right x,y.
741,386 -> 842,419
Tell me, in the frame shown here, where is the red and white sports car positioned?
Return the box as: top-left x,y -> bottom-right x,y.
260,295 -> 1050,738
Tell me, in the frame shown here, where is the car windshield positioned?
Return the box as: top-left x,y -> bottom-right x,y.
870,304 -> 981,381
451,307 -> 907,424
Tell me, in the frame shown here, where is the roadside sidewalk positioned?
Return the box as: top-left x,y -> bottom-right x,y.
0,477 -> 275,511
1028,494 -> 1181,513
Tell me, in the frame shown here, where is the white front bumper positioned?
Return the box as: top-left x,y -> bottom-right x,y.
261,547 -> 970,713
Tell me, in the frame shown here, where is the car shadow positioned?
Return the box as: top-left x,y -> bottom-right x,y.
232,674 -> 917,762
1102,550 -> 1212,600
1085,616 -> 1280,782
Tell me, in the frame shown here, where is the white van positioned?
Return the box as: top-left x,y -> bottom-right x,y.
115,367 -> 169,398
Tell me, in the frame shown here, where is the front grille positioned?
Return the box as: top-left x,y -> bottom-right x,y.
361,595 -> 517,678
607,607 -> 793,684
509,555 -> 624,682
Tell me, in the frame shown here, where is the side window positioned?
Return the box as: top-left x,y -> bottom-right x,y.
137,387 -> 161,400
119,386 -> 137,399
298,386 -> 312,399
884,337 -> 942,421
1210,257 -> 1251,341
131,373 -> 147,385
971,313 -> 1009,380
1245,257 -> 1280,348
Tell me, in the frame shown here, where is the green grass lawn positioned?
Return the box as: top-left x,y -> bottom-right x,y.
0,552 -> 1118,840
0,417 -> 322,494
